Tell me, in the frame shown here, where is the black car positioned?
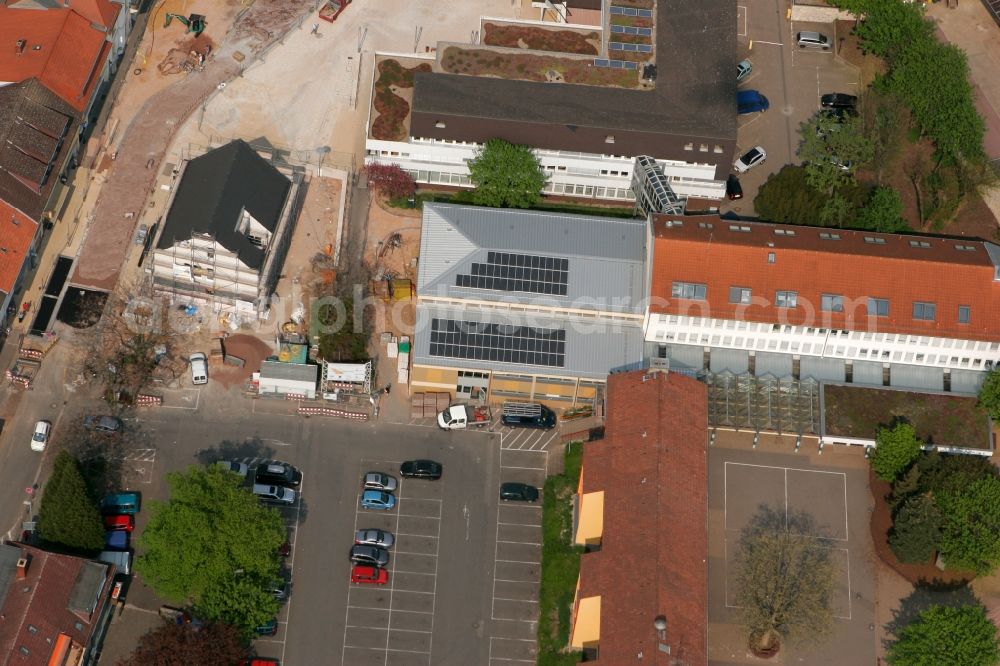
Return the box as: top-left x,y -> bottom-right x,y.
400,460 -> 443,479
84,415 -> 123,433
500,482 -> 540,502
254,461 -> 302,489
726,174 -> 743,200
820,93 -> 857,110
349,544 -> 390,567
500,402 -> 557,429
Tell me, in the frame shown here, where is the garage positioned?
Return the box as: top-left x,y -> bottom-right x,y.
255,361 -> 319,399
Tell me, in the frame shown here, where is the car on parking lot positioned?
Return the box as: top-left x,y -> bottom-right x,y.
736,59 -> 752,82
104,514 -> 134,532
820,93 -> 857,110
189,352 -> 208,385
500,482 -> 540,502
216,460 -> 249,477
501,402 -> 557,429
84,415 -> 122,433
30,420 -> 50,452
797,31 -> 830,50
134,224 -> 148,246
360,490 -> 395,510
350,544 -> 390,567
737,90 -> 769,115
267,579 -> 289,601
726,174 -> 743,200
255,618 -> 278,637
255,461 -> 302,488
252,484 -> 297,505
400,460 -> 442,480
101,492 -> 140,515
363,472 -> 397,491
733,147 -> 767,173
105,530 -> 129,550
351,565 -> 388,585
355,529 -> 394,548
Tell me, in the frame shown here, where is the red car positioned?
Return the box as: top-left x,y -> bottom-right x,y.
351,565 -> 388,585
104,515 -> 134,532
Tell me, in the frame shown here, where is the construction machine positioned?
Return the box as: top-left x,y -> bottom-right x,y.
164,13 -> 206,36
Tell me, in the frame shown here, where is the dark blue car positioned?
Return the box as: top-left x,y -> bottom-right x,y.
737,90 -> 770,115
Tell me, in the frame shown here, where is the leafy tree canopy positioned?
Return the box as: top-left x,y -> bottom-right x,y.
115,621 -> 248,666
889,494 -> 941,564
887,603 -> 1000,666
136,466 -> 285,629
468,139 -> 547,208
936,476 -> 1000,576
798,112 -> 875,194
871,422 -> 923,483
857,186 -> 908,232
977,369 -> 1000,421
37,452 -> 105,552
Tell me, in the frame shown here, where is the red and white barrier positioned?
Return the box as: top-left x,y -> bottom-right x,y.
297,405 -> 369,421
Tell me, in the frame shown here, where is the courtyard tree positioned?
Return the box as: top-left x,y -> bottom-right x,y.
363,162 -> 416,200
857,186 -> 908,232
136,466 -> 285,631
936,476 -> 1000,575
37,451 -> 105,552
116,621 -> 248,666
888,494 -> 941,564
467,139 -> 547,208
977,368 -> 1000,421
798,112 -> 875,196
870,422 -> 922,483
733,508 -> 836,655
754,166 -> 826,226
886,603 -> 1000,666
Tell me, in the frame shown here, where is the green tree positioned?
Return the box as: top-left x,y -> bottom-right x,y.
977,369 -> 1000,421
819,193 -> 854,228
871,422 -> 922,483
936,476 -> 1000,575
37,452 -> 105,552
798,113 -> 875,195
734,508 -> 836,654
467,139 -> 547,208
889,494 -> 942,564
887,604 -> 1000,666
857,186 -> 908,232
917,452 -> 998,498
845,0 -> 933,61
116,621 -> 248,666
136,466 -> 285,630
754,166 -> 827,225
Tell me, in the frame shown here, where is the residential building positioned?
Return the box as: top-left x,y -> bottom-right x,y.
365,0 -> 734,205
0,201 -> 41,329
645,214 -> 1000,394
0,542 -> 117,666
149,140 -> 303,320
411,203 -> 647,404
571,368 -> 708,664
0,79 -> 81,223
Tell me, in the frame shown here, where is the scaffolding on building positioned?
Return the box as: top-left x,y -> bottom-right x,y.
700,371 -> 821,435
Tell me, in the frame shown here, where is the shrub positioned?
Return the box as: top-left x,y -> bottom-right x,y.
364,162 -> 416,200
871,422 -> 922,483
889,494 -> 941,564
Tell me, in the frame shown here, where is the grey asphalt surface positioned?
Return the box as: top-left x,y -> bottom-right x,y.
89,383 -> 542,666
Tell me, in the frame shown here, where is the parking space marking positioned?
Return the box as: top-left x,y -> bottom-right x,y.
397,513 -> 440,520
395,532 -> 439,538
498,540 -> 541,546
496,559 -> 539,565
498,521 -> 541,527
498,464 -> 546,471
737,4 -> 747,37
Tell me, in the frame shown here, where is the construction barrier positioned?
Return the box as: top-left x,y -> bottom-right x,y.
4,370 -> 31,388
18,349 -> 44,360
284,393 -> 307,401
135,394 -> 163,406
297,405 -> 369,421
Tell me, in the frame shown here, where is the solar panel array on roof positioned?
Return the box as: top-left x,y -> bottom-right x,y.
610,25 -> 653,36
429,318 -> 566,367
609,6 -> 653,16
610,42 -> 654,53
455,252 -> 569,295
593,59 -> 639,70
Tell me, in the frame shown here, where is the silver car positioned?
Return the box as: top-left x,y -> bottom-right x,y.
252,484 -> 296,505
733,146 -> 767,173
349,544 -> 390,567
796,31 -> 830,50
363,472 -> 397,492
355,529 -> 394,548
216,460 -> 249,477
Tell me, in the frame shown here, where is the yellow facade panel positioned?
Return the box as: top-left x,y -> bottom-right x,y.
571,595 -> 601,649
574,491 -> 604,545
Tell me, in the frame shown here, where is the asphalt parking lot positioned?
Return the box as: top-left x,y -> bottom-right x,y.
728,4 -> 860,213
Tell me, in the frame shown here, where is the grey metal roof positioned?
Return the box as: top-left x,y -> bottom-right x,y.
418,203 -> 648,314
259,360 -> 319,384
411,0 -> 736,142
157,140 -> 291,270
68,561 -> 110,615
413,303 -> 644,380
0,544 -> 22,611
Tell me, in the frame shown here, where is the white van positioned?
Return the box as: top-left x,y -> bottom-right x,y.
99,549 -> 132,575
189,352 -> 208,385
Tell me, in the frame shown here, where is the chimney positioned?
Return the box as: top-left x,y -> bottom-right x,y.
15,40 -> 26,56
16,555 -> 30,580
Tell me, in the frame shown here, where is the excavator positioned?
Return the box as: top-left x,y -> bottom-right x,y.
164,13 -> 206,37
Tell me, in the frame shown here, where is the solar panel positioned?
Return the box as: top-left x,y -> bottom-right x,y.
610,5 -> 624,14
637,8 -> 653,17
637,44 -> 653,53
428,319 -> 567,367
638,27 -> 652,36
455,253 -> 569,295
625,61 -> 638,70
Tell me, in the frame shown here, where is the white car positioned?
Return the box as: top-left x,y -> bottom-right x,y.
189,352 -> 208,385
30,421 -> 51,452
216,460 -> 249,477
733,146 -> 767,173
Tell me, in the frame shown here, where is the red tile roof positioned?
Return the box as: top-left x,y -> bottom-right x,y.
0,7 -> 111,112
67,0 -> 122,28
576,370 -> 708,665
0,200 -> 39,294
650,214 -> 1000,341
0,543 -> 115,665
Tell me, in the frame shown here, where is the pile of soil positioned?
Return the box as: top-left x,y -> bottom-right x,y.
211,334 -> 273,389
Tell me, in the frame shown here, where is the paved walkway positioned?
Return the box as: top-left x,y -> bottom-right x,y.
70,0 -> 319,291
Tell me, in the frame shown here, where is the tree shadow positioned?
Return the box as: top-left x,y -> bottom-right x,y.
882,580 -> 979,651
742,504 -> 834,541
194,437 -> 277,465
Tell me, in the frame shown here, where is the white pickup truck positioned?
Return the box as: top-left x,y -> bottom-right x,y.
437,404 -> 492,430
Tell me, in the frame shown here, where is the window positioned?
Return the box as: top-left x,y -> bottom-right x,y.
767,252 -> 775,264
776,291 -> 797,308
672,282 -> 707,300
867,298 -> 889,317
774,228 -> 795,236
822,294 -> 844,313
729,224 -> 751,232
698,222 -> 714,230
713,145 -> 724,153
819,232 -> 841,240
684,142 -> 693,150
958,305 -> 971,324
699,144 -> 708,152
955,244 -> 976,252
605,135 -> 615,144
434,121 -> 446,128
912,301 -> 936,321
909,240 -> 931,248
864,236 -> 886,245
729,287 -> 752,304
